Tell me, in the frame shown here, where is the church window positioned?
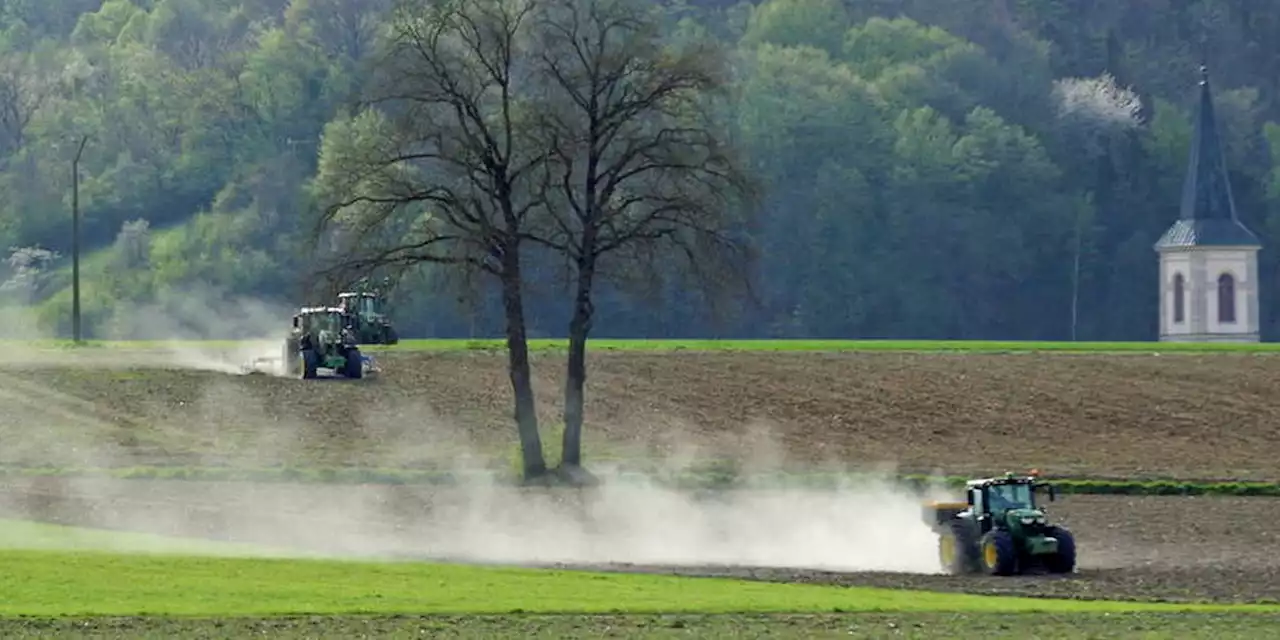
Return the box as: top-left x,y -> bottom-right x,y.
1173,273 -> 1185,324
1218,273 -> 1236,323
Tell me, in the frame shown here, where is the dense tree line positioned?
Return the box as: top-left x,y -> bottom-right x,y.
3,0 -> 1280,343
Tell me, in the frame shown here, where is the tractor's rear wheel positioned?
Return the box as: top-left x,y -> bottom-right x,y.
979,530 -> 1019,576
344,348 -> 363,379
938,526 -> 977,574
1043,525 -> 1077,573
301,348 -> 319,379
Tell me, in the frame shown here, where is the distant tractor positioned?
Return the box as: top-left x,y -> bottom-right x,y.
334,281 -> 399,346
922,471 -> 1076,576
282,307 -> 365,379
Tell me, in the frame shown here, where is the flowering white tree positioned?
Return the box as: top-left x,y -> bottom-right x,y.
0,246 -> 60,304
1052,73 -> 1143,153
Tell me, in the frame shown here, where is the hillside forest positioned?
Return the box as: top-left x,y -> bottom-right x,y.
2,0 -> 1280,342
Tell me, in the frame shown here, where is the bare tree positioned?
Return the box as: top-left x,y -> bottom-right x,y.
308,0 -> 552,480
528,0 -> 758,475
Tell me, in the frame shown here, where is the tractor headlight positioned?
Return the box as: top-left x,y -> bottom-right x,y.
1020,515 -> 1047,525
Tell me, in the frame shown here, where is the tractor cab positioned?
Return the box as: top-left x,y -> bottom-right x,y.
968,472 -> 1053,510
292,307 -> 356,345
338,292 -> 381,317
294,307 -> 345,332
334,290 -> 399,345
954,472 -> 1059,543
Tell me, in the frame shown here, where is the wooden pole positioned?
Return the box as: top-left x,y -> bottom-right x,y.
71,134 -> 88,344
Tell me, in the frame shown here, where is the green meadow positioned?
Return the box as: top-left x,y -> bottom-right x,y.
0,504 -> 1272,637
0,519 -> 1269,615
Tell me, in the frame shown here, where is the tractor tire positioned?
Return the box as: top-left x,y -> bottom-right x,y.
938,524 -> 978,574
344,348 -> 363,379
1043,525 -> 1077,574
384,325 -> 398,345
978,529 -> 1019,576
301,348 -> 319,379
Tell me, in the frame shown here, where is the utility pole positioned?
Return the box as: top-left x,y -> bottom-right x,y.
71,134 -> 88,344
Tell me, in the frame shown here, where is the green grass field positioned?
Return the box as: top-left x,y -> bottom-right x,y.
7,337 -> 1280,353
0,510 -> 1275,637
22,549 -> 1273,618
0,519 -> 1274,619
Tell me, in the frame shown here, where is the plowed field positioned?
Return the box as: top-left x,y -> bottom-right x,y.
2,346 -> 1279,605
2,348 -> 1278,479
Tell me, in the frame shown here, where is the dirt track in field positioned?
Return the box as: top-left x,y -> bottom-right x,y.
2,348 -> 1280,603
588,494 -> 1280,604
2,349 -> 1278,479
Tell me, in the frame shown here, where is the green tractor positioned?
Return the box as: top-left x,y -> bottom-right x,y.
282,307 -> 365,379
335,291 -> 399,345
922,472 -> 1076,576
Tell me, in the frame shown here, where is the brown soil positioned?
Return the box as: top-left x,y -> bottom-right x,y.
1,349 -> 1278,479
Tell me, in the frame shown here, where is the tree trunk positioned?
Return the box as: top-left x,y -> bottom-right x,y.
499,249 -> 546,481
561,256 -> 595,470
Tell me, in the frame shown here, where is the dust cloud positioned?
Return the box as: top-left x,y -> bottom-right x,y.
0,362 -> 948,574
0,441 -> 950,576
0,293 -> 947,576
0,287 -> 294,375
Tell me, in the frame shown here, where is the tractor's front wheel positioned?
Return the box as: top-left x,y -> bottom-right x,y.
1044,525 -> 1077,574
979,530 -> 1019,576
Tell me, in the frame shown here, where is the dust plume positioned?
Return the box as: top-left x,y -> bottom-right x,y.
0,424 -> 949,575
0,335 -> 947,575
100,285 -> 295,375
0,471 -> 947,574
0,286 -> 296,374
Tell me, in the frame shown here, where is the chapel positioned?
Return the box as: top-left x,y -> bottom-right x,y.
1154,67 -> 1262,342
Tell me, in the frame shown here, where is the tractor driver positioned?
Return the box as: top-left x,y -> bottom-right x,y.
987,483 -> 1031,513
987,489 -> 1010,513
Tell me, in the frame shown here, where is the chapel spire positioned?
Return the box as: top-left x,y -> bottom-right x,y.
1155,66 -> 1259,248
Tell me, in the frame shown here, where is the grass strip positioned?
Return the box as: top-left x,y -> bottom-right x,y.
0,548 -> 1276,617
6,338 -> 1280,353
2,465 -> 1278,496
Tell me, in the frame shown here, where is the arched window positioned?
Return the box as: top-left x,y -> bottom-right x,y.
1173,273 -> 1185,324
1218,273 -> 1236,324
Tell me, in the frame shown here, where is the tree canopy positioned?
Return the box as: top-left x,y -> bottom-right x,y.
3,0 -> 1280,342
